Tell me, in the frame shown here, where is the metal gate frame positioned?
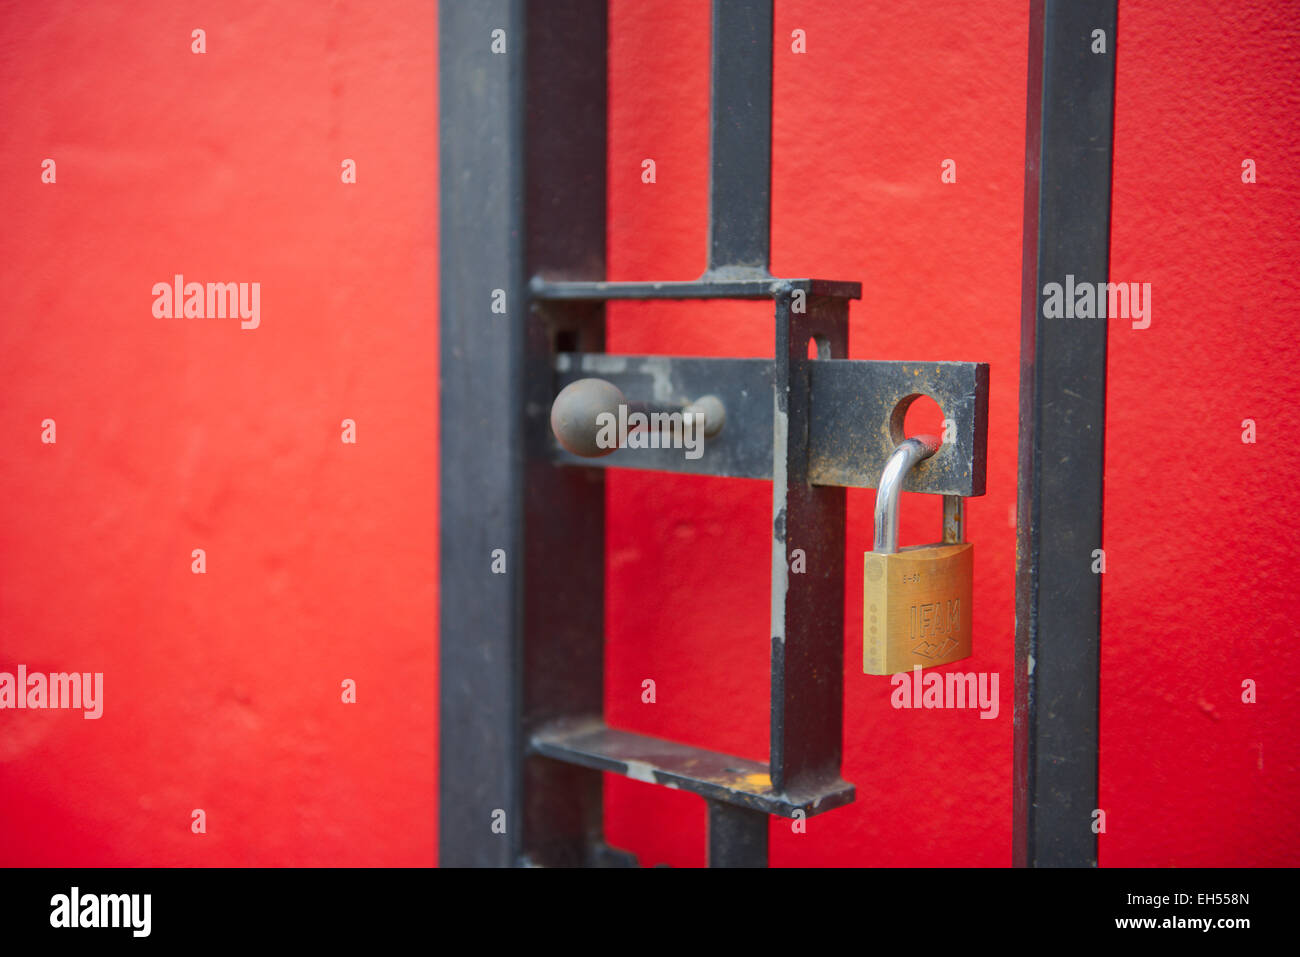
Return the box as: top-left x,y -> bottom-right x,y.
439,0 -> 1114,868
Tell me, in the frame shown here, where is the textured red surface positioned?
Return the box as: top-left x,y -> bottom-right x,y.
0,1 -> 438,865
1,0 -> 1296,867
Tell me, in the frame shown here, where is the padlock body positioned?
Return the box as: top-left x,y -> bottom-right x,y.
863,542 -> 973,675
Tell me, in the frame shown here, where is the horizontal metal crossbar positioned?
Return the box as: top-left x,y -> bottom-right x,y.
530,717 -> 855,818
551,353 -> 989,496
531,277 -> 862,301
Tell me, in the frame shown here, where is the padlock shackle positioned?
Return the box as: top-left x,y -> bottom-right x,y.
872,435 -> 940,555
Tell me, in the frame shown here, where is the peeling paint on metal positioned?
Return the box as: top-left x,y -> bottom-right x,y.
624,760 -> 658,784
636,356 -> 674,402
579,353 -> 629,375
771,392 -> 789,646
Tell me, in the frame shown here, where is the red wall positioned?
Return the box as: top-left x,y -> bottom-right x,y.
2,0 -> 1296,867
1,0 -> 438,866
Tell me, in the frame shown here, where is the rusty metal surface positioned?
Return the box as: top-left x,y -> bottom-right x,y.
809,359 -> 989,497
768,290 -> 850,795
530,717 -> 855,819
551,353 -> 990,496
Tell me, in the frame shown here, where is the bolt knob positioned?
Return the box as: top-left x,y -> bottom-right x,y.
550,377 -> 626,458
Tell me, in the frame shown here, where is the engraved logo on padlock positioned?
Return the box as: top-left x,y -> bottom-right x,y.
863,436 -> 973,675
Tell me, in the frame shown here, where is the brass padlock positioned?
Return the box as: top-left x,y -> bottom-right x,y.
863,436 -> 973,675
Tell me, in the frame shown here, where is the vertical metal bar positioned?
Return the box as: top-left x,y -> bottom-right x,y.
707,801 -> 769,868
520,0 -> 610,867
770,295 -> 848,796
1014,0 -> 1117,868
439,0 -> 610,868
705,0 -> 773,277
942,494 -> 966,544
438,0 -> 525,869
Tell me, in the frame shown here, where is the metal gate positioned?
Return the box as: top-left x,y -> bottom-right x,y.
438,0 -> 1114,868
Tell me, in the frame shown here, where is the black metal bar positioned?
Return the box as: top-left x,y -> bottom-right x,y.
549,354 -> 989,496
809,358 -> 989,496
707,802 -> 770,868
518,0 -> 612,869
439,0 -> 616,868
533,277 -> 860,301
769,293 -> 848,794
1014,0 -> 1117,868
438,0 -> 523,869
705,0 -> 773,277
531,717 -> 853,818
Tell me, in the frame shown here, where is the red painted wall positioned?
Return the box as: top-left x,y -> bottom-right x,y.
2,0 -> 1296,867
1,0 -> 438,866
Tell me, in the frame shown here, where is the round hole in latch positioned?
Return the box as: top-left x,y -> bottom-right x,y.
889,393 -> 945,446
807,336 -> 828,360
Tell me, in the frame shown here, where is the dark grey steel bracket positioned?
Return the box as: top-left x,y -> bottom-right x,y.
440,0 -> 989,868
1015,0 -> 1117,868
548,349 -> 988,495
